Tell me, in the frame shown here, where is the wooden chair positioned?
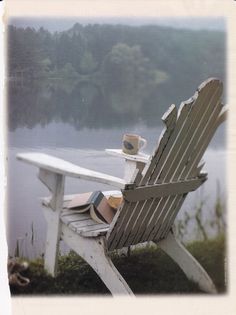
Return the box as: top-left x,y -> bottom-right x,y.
17,78 -> 227,295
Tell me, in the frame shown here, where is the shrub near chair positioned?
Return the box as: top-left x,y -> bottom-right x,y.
17,78 -> 227,295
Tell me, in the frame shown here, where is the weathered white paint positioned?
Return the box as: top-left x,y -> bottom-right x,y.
157,231 -> 217,293
17,153 -> 126,189
105,149 -> 149,163
39,170 -> 65,276
134,79 -> 224,244
153,81 -> 224,240
106,104 -> 179,249
61,225 -> 134,295
107,102 -> 189,248
123,177 -> 206,202
141,103 -> 178,185
123,160 -> 146,182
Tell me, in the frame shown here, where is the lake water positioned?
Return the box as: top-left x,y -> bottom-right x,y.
7,121 -> 226,258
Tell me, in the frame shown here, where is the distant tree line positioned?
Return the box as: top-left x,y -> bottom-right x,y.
8,23 -> 226,130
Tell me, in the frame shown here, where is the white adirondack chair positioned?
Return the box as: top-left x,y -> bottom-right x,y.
17,78 -> 227,296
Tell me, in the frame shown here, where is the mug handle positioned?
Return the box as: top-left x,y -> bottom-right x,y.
139,137 -> 147,150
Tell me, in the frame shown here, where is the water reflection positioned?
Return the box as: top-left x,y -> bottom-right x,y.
8,79 -> 226,146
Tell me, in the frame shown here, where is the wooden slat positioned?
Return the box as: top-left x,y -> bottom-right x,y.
148,79 -> 219,185
76,224 -> 109,233
61,211 -> 109,236
153,195 -> 187,241
68,219 -> 97,231
183,104 -> 224,178
147,195 -> 184,242
107,201 -> 137,251
105,149 -> 149,163
172,98 -> 222,181
142,80 -> 223,242
149,96 -> 220,237
147,102 -> 193,185
69,221 -> 109,234
153,96 -> 219,237
109,84 -> 209,249
131,198 -> 163,244
123,177 -> 205,202
106,200 -> 130,243
216,105 -> 228,126
124,90 -> 207,245
61,212 -> 91,223
140,80 -> 221,243
107,105 -> 178,249
149,115 -> 223,238
114,200 -> 152,250
139,104 -> 178,186
17,152 -> 126,189
107,78 -> 225,251
160,195 -> 188,239
163,85 -> 222,182
39,171 -> 65,276
134,82 -> 217,242
80,227 -> 110,237
143,196 -> 178,242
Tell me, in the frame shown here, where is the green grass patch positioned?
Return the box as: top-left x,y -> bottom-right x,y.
10,235 -> 226,296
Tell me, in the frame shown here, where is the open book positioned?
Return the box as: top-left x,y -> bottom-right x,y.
67,191 -> 120,224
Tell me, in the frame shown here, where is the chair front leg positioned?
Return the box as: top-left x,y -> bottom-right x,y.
38,168 -> 65,276
61,226 -> 134,296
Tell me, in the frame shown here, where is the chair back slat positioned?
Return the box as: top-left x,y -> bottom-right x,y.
158,108 -> 227,240
133,79 -> 222,244
171,82 -> 222,181
139,103 -> 178,186
148,79 -> 222,185
106,78 -> 225,251
107,201 -> 137,251
106,104 -> 178,249
140,80 -> 223,242
182,106 -> 224,178
142,100 -> 192,186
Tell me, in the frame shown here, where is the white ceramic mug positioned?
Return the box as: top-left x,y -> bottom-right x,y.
122,134 -> 147,155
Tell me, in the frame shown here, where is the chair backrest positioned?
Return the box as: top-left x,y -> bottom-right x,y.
106,78 -> 226,251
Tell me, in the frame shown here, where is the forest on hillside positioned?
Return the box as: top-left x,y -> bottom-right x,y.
7,23 -> 226,130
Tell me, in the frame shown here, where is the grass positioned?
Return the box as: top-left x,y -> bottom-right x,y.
10,234 -> 226,296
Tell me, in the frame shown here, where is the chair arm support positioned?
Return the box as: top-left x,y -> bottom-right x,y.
17,153 -> 126,189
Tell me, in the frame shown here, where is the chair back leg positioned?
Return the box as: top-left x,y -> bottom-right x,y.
156,231 -> 217,293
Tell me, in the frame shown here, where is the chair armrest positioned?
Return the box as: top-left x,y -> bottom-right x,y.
17,153 -> 126,189
105,149 -> 149,163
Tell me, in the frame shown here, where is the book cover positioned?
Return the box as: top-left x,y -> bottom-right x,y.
68,191 -> 116,224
